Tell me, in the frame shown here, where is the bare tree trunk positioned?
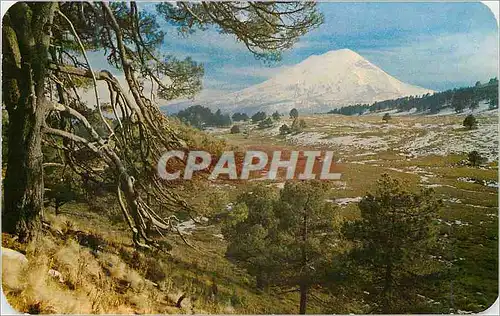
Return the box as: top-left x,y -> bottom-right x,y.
381,261 -> 393,313
299,283 -> 308,314
299,203 -> 309,314
2,3 -> 57,242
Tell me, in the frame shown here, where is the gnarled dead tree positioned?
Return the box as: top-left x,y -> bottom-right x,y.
2,1 -> 322,247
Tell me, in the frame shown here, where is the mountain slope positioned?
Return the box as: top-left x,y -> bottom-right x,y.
207,49 -> 433,114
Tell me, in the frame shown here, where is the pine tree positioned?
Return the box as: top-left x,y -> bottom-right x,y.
343,174 -> 442,313
232,112 -> 249,122
223,181 -> 341,314
272,111 -> 281,120
291,118 -> 306,133
251,111 -> 267,123
469,99 -> 479,111
468,150 -> 485,167
463,114 -> 477,130
2,1 -> 322,244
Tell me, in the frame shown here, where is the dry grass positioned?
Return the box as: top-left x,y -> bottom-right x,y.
2,211 -> 171,314
2,234 -> 135,314
2,205 -> 300,314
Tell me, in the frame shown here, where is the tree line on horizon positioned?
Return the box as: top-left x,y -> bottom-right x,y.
176,105 -> 233,129
176,105 -> 286,129
176,105 -> 312,137
328,78 -> 499,116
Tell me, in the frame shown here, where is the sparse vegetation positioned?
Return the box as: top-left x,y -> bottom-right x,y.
279,124 -> 292,135
258,117 -> 274,129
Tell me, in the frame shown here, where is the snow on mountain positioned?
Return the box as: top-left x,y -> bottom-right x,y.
206,49 -> 433,114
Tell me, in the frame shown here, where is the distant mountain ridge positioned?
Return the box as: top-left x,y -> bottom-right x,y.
205,49 -> 433,114
329,77 -> 499,116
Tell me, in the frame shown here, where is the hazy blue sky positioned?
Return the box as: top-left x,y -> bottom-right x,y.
90,2 -> 498,104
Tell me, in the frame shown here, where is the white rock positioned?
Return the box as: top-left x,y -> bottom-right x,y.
48,269 -> 65,283
2,247 -> 28,264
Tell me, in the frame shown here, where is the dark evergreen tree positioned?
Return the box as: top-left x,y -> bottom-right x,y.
489,95 -> 498,110
2,1 -> 322,243
343,174 -> 442,313
272,111 -> 281,120
463,114 -> 478,130
291,118 -> 306,133
468,150 -> 485,167
176,106 -> 231,128
251,111 -> 267,123
223,182 -> 341,314
470,99 -> 479,111
177,105 -> 212,128
232,112 -> 249,122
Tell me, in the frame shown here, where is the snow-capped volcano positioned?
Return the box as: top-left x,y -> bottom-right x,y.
207,49 -> 433,114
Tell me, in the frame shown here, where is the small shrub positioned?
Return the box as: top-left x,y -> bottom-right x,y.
258,117 -> 274,129
145,260 -> 166,283
291,118 -> 306,133
251,111 -> 266,123
468,150 -> 485,167
272,111 -> 280,120
230,125 -> 241,134
27,301 -> 56,314
463,114 -> 477,130
279,124 -> 291,135
488,98 -> 498,110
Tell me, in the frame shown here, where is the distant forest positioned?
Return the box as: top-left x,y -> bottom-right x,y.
176,105 -> 232,128
328,78 -> 499,116
176,106 -> 278,129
